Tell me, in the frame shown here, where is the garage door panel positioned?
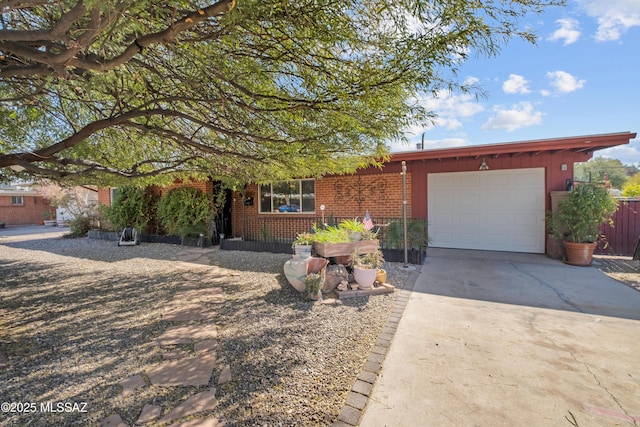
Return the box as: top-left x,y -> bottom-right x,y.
428,168 -> 545,253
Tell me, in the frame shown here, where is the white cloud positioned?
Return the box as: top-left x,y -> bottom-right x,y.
596,140 -> 640,164
481,102 -> 544,132
502,74 -> 531,94
548,18 -> 582,45
579,0 -> 640,41
422,90 -> 485,118
546,70 -> 586,93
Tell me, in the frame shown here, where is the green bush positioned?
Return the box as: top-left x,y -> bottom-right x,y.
380,219 -> 430,250
549,184 -> 618,243
100,186 -> 157,232
157,187 -> 212,237
63,213 -> 99,238
622,183 -> 640,198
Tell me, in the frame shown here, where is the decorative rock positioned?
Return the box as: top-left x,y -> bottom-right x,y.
158,389 -> 218,423
119,375 -> 146,396
135,404 -> 162,424
324,264 -> 349,292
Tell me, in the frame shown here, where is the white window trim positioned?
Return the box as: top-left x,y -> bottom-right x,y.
11,195 -> 24,205
258,179 -> 316,214
109,188 -> 118,206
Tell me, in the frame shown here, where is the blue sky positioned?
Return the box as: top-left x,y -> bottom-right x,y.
393,0 -> 640,165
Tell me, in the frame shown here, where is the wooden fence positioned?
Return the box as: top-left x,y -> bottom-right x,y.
597,199 -> 640,256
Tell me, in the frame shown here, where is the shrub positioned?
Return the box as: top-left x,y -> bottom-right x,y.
622,183 -> 640,198
100,186 -> 157,232
157,187 -> 213,237
64,214 -> 95,238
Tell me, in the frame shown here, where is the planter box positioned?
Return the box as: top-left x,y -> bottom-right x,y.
88,230 -> 120,241
220,239 -> 292,254
381,248 -> 425,265
313,240 -> 378,258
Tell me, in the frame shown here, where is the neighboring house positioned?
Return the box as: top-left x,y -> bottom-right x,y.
54,186 -> 99,226
98,132 -> 636,255
0,184 -> 54,226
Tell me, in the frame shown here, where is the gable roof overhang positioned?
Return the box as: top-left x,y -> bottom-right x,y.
388,132 -> 637,163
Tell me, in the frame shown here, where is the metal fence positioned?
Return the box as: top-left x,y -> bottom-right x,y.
234,215 -> 429,250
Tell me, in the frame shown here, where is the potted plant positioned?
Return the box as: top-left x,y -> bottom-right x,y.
338,218 -> 366,241
304,273 -> 323,301
549,183 -> 618,266
292,232 -> 314,257
350,249 -> 384,289
312,222 -> 378,258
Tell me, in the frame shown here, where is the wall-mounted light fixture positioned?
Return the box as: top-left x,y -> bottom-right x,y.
479,157 -> 490,171
561,163 -> 568,171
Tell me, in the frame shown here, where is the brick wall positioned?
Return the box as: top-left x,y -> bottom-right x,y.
230,171 -> 412,240
0,195 -> 54,225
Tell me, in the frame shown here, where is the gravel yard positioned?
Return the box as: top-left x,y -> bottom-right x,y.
0,228 -> 414,426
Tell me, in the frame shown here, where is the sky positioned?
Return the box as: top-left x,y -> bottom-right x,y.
392,0 -> 640,165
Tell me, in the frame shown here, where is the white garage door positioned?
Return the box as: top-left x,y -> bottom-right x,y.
427,168 -> 545,253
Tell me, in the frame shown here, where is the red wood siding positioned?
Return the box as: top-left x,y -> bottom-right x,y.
404,151 -> 591,219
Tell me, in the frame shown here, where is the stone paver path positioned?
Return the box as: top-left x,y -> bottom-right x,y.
99,247 -> 230,427
148,352 -> 217,387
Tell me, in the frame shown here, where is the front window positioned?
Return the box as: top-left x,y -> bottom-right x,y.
109,188 -> 119,206
11,195 -> 23,205
259,179 -> 315,213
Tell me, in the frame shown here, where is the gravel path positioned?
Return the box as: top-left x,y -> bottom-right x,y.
0,229 -> 414,426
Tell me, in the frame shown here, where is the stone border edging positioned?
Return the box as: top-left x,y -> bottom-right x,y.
332,265 -> 423,426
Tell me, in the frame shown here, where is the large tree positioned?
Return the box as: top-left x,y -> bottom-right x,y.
574,157 -> 629,189
0,0 -> 562,186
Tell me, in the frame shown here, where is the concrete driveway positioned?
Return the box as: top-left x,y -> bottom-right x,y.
361,249 -> 640,427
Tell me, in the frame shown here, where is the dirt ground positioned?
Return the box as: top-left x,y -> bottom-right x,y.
593,255 -> 640,293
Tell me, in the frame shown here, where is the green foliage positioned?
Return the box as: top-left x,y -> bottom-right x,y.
622,183 -> 640,198
380,219 -> 430,250
549,184 -> 619,243
350,249 -> 385,270
338,218 -> 366,233
157,187 -> 212,237
292,232 -> 314,247
100,186 -> 157,232
624,172 -> 640,187
0,0 -> 562,185
304,273 -> 323,300
574,157 -> 629,189
64,215 -> 95,238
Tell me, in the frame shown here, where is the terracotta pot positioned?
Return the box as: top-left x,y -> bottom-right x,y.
563,241 -> 597,266
283,256 -> 328,292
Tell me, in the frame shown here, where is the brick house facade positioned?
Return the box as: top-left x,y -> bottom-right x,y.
0,186 -> 54,226
95,132 -> 636,254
